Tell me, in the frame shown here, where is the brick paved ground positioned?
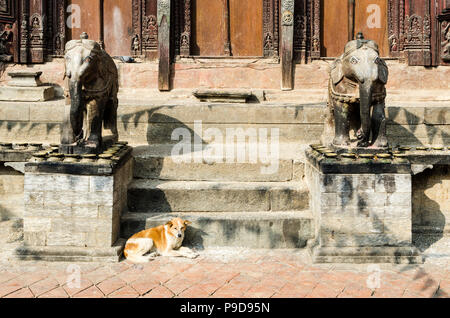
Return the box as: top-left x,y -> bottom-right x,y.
0,248 -> 449,298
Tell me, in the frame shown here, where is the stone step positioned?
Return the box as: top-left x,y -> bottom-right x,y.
132,144 -> 306,182
127,180 -> 309,213
120,211 -> 314,249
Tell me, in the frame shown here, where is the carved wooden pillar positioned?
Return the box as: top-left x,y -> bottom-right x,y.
158,0 -> 171,91
404,0 -> 432,66
28,0 -> 47,63
388,0 -> 405,58
293,0 -> 307,62
180,0 -> 191,56
222,0 -> 231,56
51,0 -> 66,57
19,0 -> 29,63
438,0 -> 450,65
281,0 -> 295,90
310,0 -> 321,59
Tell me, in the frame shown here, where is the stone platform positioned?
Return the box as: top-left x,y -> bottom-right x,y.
305,147 -> 424,264
19,145 -> 133,262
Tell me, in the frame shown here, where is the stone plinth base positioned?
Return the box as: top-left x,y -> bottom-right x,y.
21,145 -> 133,262
0,86 -> 55,102
305,148 -> 423,264
59,136 -> 116,155
15,239 -> 126,262
312,246 -> 423,264
8,71 -> 43,87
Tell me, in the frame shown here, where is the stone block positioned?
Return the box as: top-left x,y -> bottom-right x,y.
7,71 -> 43,87
24,191 -> 44,207
24,218 -> 51,232
46,232 -> 86,247
387,192 -> 412,207
24,232 -> 47,246
29,104 -> 64,123
270,186 -> 309,211
293,160 -> 305,181
0,86 -> 55,102
0,103 -> 30,121
321,216 -> 384,234
384,206 -> 411,219
424,107 -> 450,125
90,176 -> 114,192
25,174 -> 90,192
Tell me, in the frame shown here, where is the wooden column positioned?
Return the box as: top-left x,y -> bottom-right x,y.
158,0 -> 171,91
404,0 -> 433,66
180,0 -> 191,56
348,0 -> 355,41
223,0 -> 231,56
281,0 -> 294,90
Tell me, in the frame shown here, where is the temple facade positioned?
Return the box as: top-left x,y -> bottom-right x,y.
0,0 -> 449,90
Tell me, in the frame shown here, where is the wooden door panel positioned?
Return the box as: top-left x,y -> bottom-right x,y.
230,0 -> 263,57
354,0 -> 389,57
192,0 -> 227,56
103,0 -> 133,56
69,0 -> 102,41
322,0 -> 389,57
322,0 -> 349,57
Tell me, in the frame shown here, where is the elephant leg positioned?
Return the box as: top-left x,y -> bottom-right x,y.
85,99 -> 103,148
371,102 -> 388,148
333,101 -> 351,146
109,98 -> 119,142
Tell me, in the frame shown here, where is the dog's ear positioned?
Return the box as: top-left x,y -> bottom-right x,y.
165,220 -> 173,227
184,220 -> 192,226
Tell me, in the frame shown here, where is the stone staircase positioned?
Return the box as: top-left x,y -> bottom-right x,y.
120,135 -> 315,249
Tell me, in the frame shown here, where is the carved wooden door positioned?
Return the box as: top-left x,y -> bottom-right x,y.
192,0 -> 264,57
103,0 -> 133,56
322,0 -> 389,57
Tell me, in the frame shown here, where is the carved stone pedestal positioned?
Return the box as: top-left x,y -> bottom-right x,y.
0,71 -> 54,102
305,148 -> 423,264
17,146 -> 133,262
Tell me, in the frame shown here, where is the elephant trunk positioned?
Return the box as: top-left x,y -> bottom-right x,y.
358,81 -> 373,147
69,80 -> 84,142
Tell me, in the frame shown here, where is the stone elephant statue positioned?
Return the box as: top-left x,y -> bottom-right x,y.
61,33 -> 118,153
325,33 -> 389,148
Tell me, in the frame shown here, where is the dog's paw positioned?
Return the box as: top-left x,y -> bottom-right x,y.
187,252 -> 199,259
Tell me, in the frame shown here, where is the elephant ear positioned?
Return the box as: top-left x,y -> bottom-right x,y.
330,58 -> 344,85
377,57 -> 389,84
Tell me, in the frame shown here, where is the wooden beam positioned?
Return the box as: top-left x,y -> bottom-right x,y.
158,0 -> 171,91
281,0 -> 294,90
348,0 -> 355,41
223,0 -> 231,56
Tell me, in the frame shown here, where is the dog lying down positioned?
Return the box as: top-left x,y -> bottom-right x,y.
124,218 -> 199,263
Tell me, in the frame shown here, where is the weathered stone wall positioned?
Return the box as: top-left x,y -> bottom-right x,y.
0,101 -> 449,147
1,60 -> 449,91
306,163 -> 413,247
0,164 -> 24,220
413,165 -> 450,235
23,158 -> 133,248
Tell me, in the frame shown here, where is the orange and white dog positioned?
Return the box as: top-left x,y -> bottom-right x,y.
123,218 -> 199,263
